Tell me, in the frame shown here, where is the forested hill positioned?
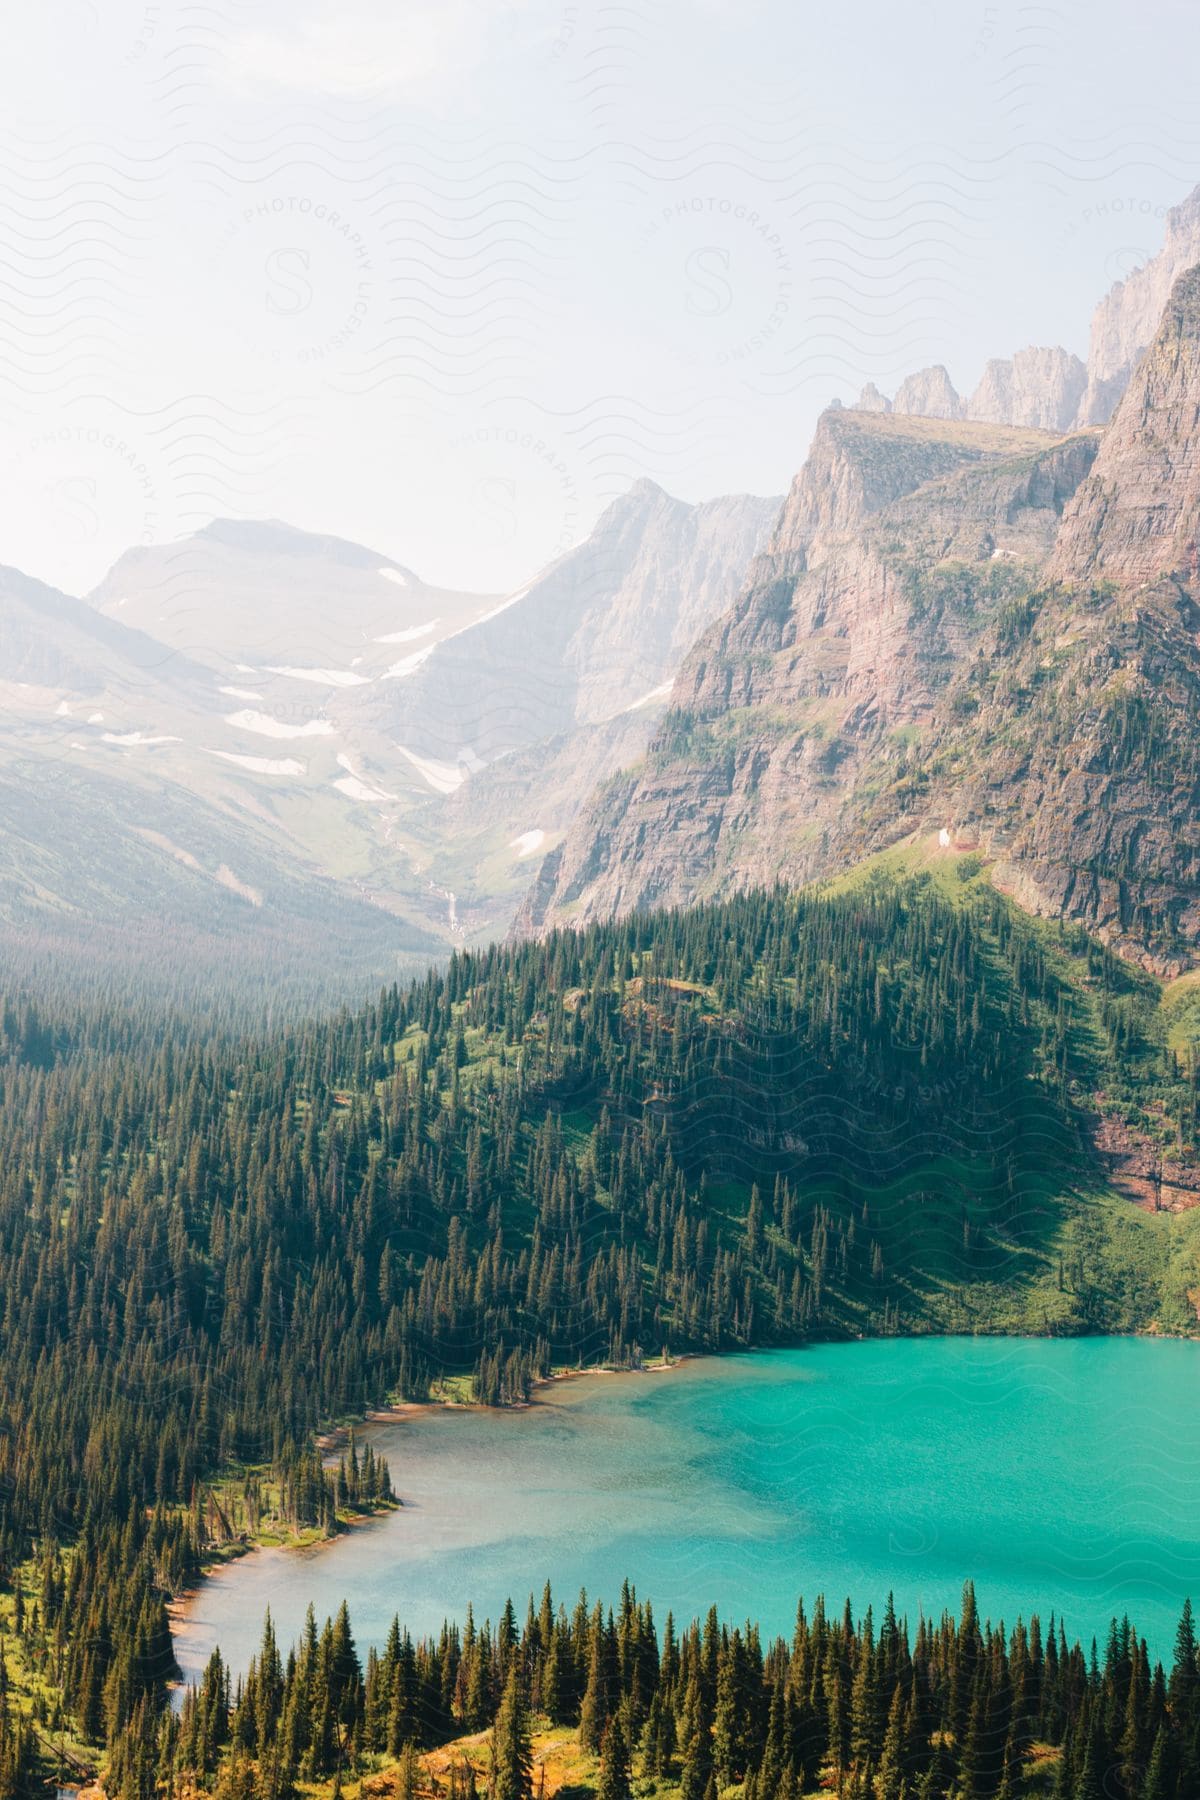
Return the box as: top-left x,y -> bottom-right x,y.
3,873 -> 1200,1785
2,872 -> 1196,1550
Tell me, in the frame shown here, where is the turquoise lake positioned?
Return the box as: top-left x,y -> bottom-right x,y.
174,1337 -> 1200,1682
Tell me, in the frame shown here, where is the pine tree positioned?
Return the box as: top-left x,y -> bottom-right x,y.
877,1682 -> 907,1800
579,1621 -> 611,1753
678,1675 -> 712,1800
493,1665 -> 533,1800
596,1714 -> 632,1800
1140,1723 -> 1172,1800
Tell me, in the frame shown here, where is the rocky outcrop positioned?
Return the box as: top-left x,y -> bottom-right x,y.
1075,184 -> 1200,426
520,267 -> 1200,967
967,346 -> 1088,434
1089,1112 -> 1200,1212
856,183 -> 1200,437
1050,263 -> 1200,585
767,408 -> 1054,569
517,415 -> 1100,936
854,382 -> 892,414
892,365 -> 962,420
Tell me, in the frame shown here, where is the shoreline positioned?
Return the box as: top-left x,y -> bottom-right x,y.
168,1334 -> 1200,1693
170,1353 -> 700,1665
168,1332 -> 1199,1672
316,1350 -> 697,1445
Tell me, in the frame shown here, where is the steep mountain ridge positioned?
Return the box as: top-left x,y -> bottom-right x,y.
1,485 -> 778,985
520,262 -> 1200,969
381,480 -> 778,769
1049,263 -> 1200,584
518,415 -> 1099,934
1,562 -> 207,698
1076,184 -> 1200,425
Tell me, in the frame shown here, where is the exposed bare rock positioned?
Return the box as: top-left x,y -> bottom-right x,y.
854,382 -> 892,414
522,260 -> 1200,967
967,346 -> 1088,434
1089,1112 -> 1200,1211
892,364 -> 963,420
380,480 -> 778,766
768,408 -> 1051,568
1075,183 -> 1200,426
1049,262 -> 1200,585
853,187 -> 1200,442
517,417 -> 1100,938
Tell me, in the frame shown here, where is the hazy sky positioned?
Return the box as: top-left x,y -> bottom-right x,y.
3,0 -> 1200,595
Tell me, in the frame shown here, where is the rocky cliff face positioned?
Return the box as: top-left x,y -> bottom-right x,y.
892,365 -> 963,420
521,264 -> 1200,969
383,480 -> 778,767
967,346 -> 1088,434
519,415 -> 1096,931
1075,185 -> 1200,426
854,182 -> 1200,436
765,409 -> 1049,569
1049,264 -> 1200,585
870,348 -> 1088,435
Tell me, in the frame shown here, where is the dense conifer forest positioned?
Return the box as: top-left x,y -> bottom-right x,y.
51,1577 -> 1200,1800
1,875 -> 1198,1794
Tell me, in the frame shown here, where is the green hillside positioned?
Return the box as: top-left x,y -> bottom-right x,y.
3,875 -> 1200,1789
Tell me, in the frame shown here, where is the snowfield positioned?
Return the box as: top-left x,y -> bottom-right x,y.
100,731 -> 181,746
375,619 -> 439,644
380,646 -> 436,680
208,751 -> 305,775
267,666 -> 369,687
224,710 -> 335,739
396,744 -> 466,794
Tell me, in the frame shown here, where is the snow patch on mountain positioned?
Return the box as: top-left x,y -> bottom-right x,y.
381,646 -> 436,680
441,584 -> 533,644
333,752 -> 396,803
208,750 -> 306,775
622,680 -> 674,713
375,619 -> 440,644
267,666 -> 369,687
397,744 -> 466,794
101,731 -> 181,746
224,710 -> 334,739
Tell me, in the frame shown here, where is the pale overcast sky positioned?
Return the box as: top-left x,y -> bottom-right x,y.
2,0 -> 1200,595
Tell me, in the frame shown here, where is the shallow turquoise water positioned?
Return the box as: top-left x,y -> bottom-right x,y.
174,1337 -> 1200,1682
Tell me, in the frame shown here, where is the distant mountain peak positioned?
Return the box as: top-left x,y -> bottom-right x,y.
892,364 -> 962,420
850,182 -> 1200,438
194,517 -> 414,576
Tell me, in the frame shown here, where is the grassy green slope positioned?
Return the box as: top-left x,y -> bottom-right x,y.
814,835 -> 1200,1334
